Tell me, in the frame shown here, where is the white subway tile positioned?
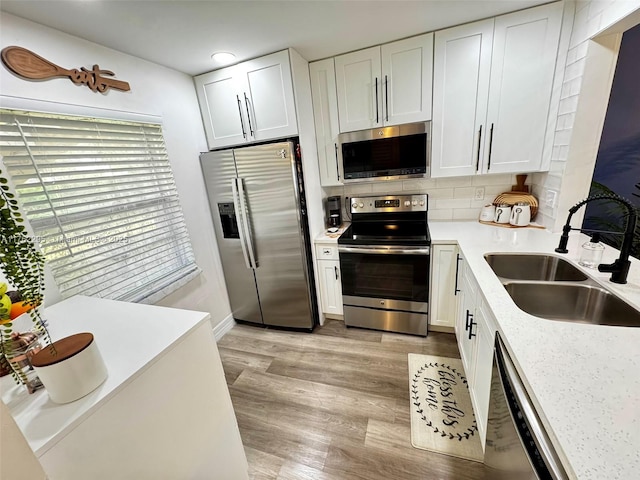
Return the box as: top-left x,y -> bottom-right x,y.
370,181 -> 403,193
344,184 -> 372,195
569,77 -> 583,96
585,11 -> 603,37
554,129 -> 573,146
560,82 -> 572,100
453,208 -> 482,220
428,209 -> 453,220
542,173 -> 562,190
435,176 -> 472,188
471,198 -> 491,208
435,198 -> 471,209
454,187 -> 475,199
471,174 -> 512,186
564,60 -> 585,81
575,41 -> 589,60
426,188 -> 454,199
402,178 -> 436,191
558,95 -> 579,115
485,185 -> 514,199
549,160 -> 566,175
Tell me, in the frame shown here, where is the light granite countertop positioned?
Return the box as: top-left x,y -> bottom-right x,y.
428,221 -> 640,480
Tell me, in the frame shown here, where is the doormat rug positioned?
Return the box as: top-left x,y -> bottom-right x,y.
408,353 -> 483,462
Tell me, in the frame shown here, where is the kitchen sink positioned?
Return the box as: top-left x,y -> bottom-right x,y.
485,253 -> 588,281
503,282 -> 640,327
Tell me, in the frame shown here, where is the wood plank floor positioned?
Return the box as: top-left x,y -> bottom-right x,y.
218,320 -> 489,480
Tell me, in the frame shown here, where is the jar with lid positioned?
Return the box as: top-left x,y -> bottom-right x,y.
579,233 -> 605,268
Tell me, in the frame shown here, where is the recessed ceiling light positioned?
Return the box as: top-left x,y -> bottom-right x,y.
211,52 -> 236,66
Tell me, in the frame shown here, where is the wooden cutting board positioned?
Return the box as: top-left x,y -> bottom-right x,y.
479,220 -> 545,229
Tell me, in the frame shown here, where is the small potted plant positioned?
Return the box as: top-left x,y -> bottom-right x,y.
0,167 -> 51,393
0,167 -> 108,402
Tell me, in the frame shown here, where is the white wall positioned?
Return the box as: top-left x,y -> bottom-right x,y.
0,13 -> 232,326
531,0 -> 640,230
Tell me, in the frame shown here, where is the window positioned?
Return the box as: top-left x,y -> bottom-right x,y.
0,109 -> 199,303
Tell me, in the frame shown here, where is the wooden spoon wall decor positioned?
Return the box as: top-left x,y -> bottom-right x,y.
1,46 -> 130,93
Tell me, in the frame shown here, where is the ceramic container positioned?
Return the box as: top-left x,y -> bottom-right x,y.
494,204 -> 512,224
479,204 -> 496,221
31,332 -> 108,404
509,202 -> 531,226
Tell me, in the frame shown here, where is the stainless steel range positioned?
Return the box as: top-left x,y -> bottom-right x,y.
337,194 -> 430,336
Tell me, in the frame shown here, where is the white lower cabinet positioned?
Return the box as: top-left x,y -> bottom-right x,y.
454,252 -> 497,450
470,298 -> 497,450
315,243 -> 343,317
429,244 -> 460,330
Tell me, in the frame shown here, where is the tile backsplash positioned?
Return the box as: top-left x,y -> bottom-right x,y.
324,173 -> 534,223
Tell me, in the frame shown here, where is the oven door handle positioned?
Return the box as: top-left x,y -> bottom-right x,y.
338,245 -> 430,255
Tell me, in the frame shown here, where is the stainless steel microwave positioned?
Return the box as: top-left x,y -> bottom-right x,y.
338,122 -> 431,182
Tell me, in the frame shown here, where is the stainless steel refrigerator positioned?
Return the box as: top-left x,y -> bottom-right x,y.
200,141 -> 318,330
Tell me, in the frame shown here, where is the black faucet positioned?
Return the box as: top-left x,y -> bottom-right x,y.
555,194 -> 637,284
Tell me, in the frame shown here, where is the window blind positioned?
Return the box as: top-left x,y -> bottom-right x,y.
0,109 -> 199,303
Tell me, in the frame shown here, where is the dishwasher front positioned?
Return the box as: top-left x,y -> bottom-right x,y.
484,333 -> 569,480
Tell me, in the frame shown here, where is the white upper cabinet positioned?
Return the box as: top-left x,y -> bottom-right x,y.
195,50 -> 298,150
381,34 -> 434,126
309,59 -> 342,186
194,67 -> 248,149
431,2 -> 563,177
484,3 -> 563,174
432,20 -> 494,178
334,33 -> 433,133
335,47 -> 382,132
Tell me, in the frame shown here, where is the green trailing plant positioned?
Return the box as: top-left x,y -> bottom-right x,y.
0,166 -> 52,385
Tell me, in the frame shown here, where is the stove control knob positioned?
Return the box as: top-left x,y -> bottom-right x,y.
404,201 -> 411,207
359,202 -> 364,208
412,200 -> 418,206
352,202 -> 358,209
419,200 -> 425,206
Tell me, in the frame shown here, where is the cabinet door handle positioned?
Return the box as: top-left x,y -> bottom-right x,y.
465,310 -> 472,331
334,143 -> 340,181
476,125 -> 482,172
467,316 -> 477,340
236,95 -> 247,139
375,77 -> 379,124
334,266 -> 339,281
487,123 -> 494,171
454,253 -> 462,295
244,93 -> 254,137
385,75 -> 389,122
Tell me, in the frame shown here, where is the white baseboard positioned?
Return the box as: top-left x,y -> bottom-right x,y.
428,325 -> 455,334
212,314 -> 236,341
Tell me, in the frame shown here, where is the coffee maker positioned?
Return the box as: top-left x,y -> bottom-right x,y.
327,196 -> 342,228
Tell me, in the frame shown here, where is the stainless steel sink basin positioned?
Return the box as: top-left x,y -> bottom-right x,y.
485,253 -> 588,281
503,282 -> 640,327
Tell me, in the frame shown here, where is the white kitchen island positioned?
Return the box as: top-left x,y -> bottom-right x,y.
0,295 -> 249,480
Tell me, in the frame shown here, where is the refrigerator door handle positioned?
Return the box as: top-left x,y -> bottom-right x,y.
236,177 -> 258,269
231,178 -> 252,270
